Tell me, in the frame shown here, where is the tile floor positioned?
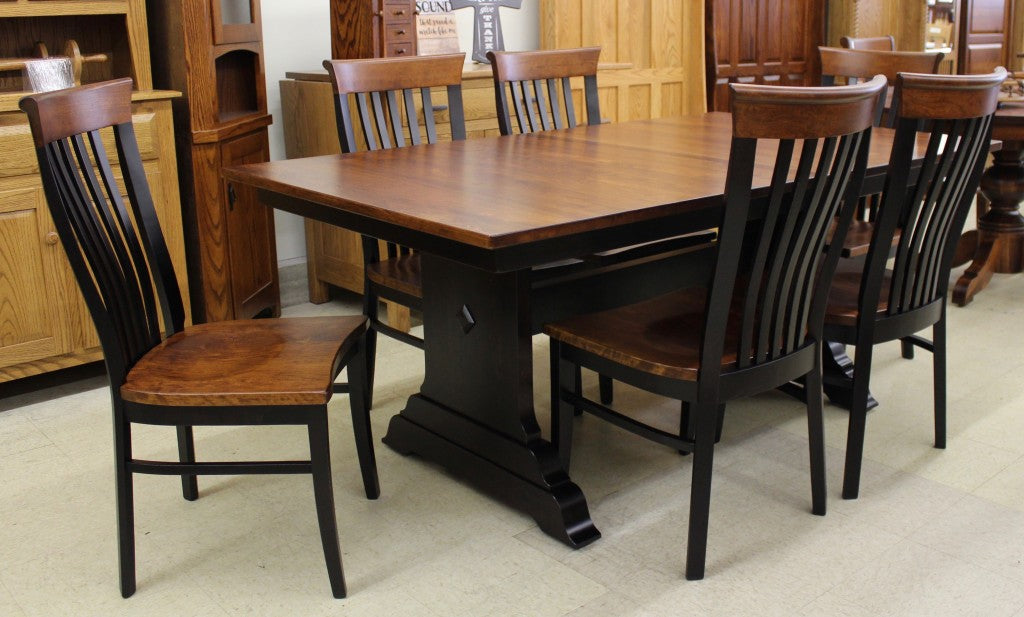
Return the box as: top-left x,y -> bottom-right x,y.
3,271 -> 1024,617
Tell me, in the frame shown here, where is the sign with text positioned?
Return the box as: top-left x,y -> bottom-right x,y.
450,0 -> 522,63
417,13 -> 460,56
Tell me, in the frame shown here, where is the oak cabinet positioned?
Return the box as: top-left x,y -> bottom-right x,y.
0,0 -> 190,382
147,0 -> 279,322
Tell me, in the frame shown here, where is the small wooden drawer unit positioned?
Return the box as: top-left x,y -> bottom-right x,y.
331,0 -> 418,59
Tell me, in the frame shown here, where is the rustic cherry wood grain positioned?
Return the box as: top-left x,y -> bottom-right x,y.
223,113 -> 930,255
121,316 -> 368,406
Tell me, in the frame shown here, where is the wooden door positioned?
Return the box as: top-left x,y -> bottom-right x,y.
958,0 -> 1013,74
705,0 -> 826,111
220,130 -> 279,319
0,184 -> 75,368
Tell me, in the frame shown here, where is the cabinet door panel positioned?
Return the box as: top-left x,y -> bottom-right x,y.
220,130 -> 278,319
0,186 -> 68,366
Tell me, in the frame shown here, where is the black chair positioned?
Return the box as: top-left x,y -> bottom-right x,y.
546,75 -> 887,579
486,47 -> 602,134
323,53 -> 466,411
20,77 -> 378,599
824,68 -> 1006,500
488,47 -> 717,405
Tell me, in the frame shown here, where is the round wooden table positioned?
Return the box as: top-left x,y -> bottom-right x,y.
953,102 -> 1024,305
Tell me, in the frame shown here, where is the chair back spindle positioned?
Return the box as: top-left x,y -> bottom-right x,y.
19,77 -> 185,384
487,47 -> 601,135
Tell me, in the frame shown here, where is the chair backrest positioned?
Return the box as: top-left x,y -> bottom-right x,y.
19,78 -> 185,385
322,53 -> 467,153
860,68 -> 1004,323
702,75 -> 886,382
840,35 -> 896,51
819,46 -> 943,126
487,47 -> 601,135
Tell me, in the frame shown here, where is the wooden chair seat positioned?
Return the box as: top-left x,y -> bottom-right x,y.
824,269 -> 892,327
546,288 -> 746,381
365,253 -> 423,300
122,316 -> 368,407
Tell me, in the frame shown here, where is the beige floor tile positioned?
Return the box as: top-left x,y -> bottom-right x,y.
972,456 -> 1024,514
798,539 -> 1024,617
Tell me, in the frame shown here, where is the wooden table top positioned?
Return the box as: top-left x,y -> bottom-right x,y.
225,113 -> 924,261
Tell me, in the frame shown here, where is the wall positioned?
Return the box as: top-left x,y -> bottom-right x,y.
262,0 -> 539,265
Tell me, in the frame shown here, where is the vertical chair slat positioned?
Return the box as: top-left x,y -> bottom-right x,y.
403,88 -> 421,146
369,92 -> 391,149
762,139 -> 818,361
385,90 -> 405,148
354,93 -> 378,150
782,136 -> 838,353
888,125 -> 944,313
547,78 -> 563,129
739,138 -> 795,368
533,79 -> 552,131
421,87 -> 437,143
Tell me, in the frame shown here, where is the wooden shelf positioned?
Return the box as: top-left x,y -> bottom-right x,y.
0,1 -> 130,18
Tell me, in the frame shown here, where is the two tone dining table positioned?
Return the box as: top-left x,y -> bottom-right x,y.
223,113 -> 922,548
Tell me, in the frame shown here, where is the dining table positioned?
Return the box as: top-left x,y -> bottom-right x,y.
222,112 -> 925,549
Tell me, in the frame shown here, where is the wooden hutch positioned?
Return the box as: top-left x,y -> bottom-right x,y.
0,0 -> 190,382
147,0 -> 280,322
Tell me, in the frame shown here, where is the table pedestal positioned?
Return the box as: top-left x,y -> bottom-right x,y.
954,141 -> 1024,305
382,254 -> 600,548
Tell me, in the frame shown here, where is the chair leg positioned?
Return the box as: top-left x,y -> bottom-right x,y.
685,401 -> 719,581
598,374 -> 613,405
900,337 -> 915,359
550,340 -> 577,470
347,340 -> 380,499
678,401 -> 692,455
714,404 -> 726,443
933,315 -> 947,449
362,289 -> 379,413
573,366 -> 583,417
113,414 -> 136,598
842,344 -> 874,500
308,414 -> 347,599
805,351 -> 827,516
176,425 -> 198,501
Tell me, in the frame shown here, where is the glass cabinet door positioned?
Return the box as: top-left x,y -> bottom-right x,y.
210,0 -> 262,44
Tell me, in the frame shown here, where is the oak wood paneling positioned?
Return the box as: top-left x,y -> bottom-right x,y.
540,0 -> 705,116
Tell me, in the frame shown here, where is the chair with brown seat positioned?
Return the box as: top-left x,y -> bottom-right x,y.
820,46 -> 945,274
840,35 -> 896,51
322,53 -> 466,410
19,78 -> 378,599
488,47 -> 717,405
824,68 -> 1006,500
546,75 -> 886,579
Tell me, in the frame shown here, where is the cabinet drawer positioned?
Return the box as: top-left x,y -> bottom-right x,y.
385,42 -> 414,57
381,2 -> 414,24
384,24 -> 413,43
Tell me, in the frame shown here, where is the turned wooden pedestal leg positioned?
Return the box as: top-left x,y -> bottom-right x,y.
954,141 -> 1024,306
